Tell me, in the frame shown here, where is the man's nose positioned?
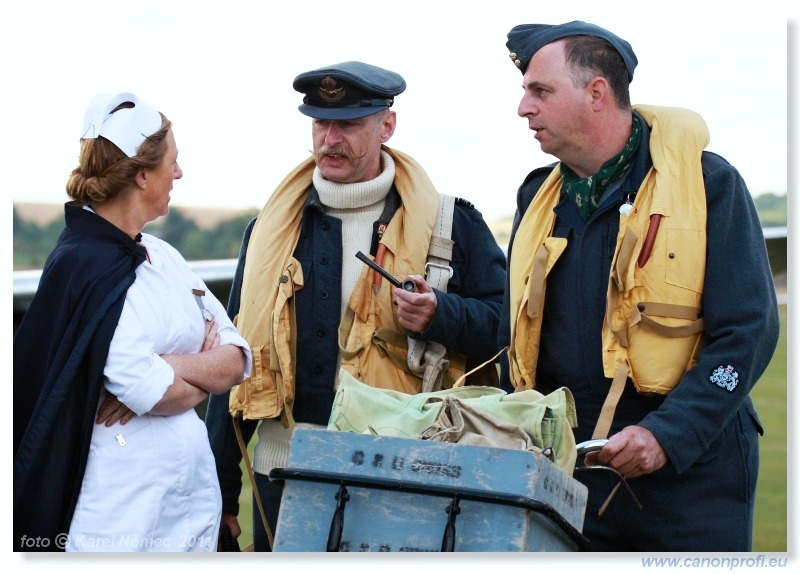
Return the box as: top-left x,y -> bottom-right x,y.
324,122 -> 343,143
518,96 -> 536,118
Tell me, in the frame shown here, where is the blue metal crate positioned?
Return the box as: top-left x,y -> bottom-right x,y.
271,429 -> 588,552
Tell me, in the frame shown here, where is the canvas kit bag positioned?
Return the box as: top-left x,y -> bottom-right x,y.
328,369 -> 578,475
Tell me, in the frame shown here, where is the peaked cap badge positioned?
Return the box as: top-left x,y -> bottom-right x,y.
318,76 -> 346,102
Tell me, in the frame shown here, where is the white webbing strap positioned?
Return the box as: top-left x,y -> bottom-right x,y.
425,193 -> 456,291
407,194 -> 455,392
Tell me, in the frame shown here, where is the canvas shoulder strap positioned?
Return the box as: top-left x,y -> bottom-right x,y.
425,193 -> 456,291
407,193 -> 455,392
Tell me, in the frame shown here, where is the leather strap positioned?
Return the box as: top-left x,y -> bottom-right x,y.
233,414 -> 274,550
452,346 -> 507,388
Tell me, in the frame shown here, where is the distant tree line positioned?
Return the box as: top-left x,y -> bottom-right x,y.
753,192 -> 788,228
12,193 -> 787,271
13,206 -> 258,271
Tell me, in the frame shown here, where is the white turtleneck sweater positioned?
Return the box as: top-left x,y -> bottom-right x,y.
313,151 -> 396,318
253,151 -> 396,476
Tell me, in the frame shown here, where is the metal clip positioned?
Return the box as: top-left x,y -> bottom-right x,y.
192,288 -> 213,322
424,262 -> 453,279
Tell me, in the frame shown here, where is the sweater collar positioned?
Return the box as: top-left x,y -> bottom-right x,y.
312,150 -> 395,210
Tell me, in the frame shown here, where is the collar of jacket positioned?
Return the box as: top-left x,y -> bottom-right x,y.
232,146 -> 440,419
507,105 -> 709,390
302,183 -> 403,257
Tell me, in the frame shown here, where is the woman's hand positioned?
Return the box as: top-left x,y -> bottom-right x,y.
96,393 -> 136,426
200,318 -> 221,352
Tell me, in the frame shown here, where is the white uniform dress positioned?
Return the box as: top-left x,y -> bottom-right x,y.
67,233 -> 251,552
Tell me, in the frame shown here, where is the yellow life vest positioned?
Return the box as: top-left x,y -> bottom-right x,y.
507,105 -> 709,437
229,146 -> 465,424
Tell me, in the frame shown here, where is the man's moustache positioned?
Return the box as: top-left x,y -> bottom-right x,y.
314,146 -> 350,160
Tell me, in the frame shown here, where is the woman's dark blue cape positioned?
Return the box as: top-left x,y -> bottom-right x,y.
13,203 -> 146,552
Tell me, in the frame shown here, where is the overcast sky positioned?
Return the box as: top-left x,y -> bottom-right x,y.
4,2 -> 796,569
1,0 -> 791,224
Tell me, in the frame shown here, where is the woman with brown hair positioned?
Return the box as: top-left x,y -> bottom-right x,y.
13,93 -> 251,552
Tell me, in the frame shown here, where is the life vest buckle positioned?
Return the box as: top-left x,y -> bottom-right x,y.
425,262 -> 453,280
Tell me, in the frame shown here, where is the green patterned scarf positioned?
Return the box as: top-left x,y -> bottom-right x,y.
561,116 -> 642,220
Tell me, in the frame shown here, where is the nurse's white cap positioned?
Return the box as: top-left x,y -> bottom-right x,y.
80,92 -> 163,157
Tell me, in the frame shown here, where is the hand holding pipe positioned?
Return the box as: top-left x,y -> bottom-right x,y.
355,251 -> 416,292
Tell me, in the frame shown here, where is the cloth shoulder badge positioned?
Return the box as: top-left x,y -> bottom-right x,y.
710,365 -> 738,392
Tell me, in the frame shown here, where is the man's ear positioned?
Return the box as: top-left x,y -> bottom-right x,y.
380,110 -> 397,143
588,76 -> 611,111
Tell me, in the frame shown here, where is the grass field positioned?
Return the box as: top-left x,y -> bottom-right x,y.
750,303 -> 788,552
233,305 -> 789,552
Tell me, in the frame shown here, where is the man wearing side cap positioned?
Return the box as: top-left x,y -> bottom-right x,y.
498,22 -> 778,550
205,61 -> 507,551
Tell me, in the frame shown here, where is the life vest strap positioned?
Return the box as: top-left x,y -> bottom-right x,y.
593,362 -> 630,439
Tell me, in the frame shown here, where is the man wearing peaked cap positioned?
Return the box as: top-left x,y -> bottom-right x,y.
293,61 -> 406,120
498,22 -> 779,551
206,61 -> 507,551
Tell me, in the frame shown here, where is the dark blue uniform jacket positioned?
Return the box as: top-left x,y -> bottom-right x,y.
498,113 -> 779,475
206,185 -> 507,515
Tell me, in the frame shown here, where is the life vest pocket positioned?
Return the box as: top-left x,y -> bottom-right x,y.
626,301 -> 704,395
229,344 -> 282,420
664,228 -> 705,293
